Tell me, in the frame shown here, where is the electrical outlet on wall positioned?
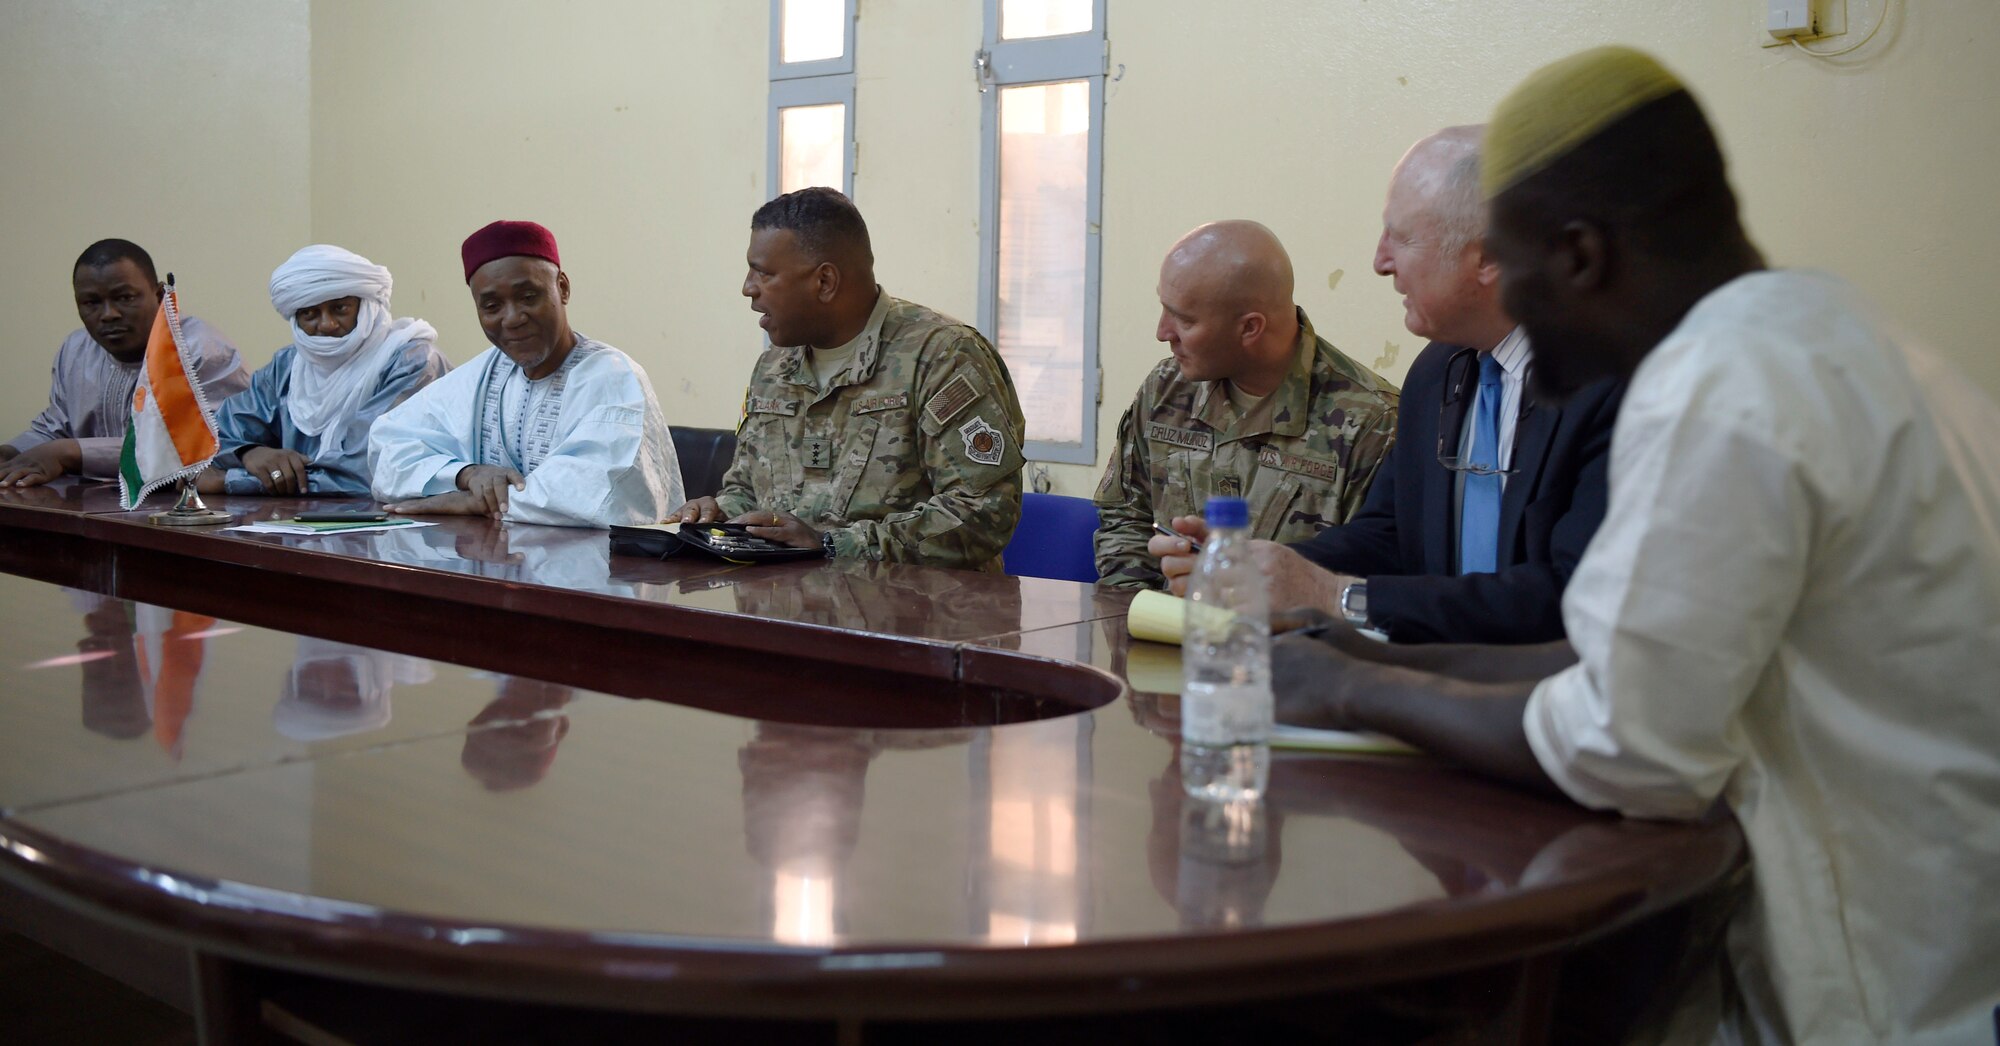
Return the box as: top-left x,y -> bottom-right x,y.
1768,0 -> 1813,37
1762,0 -> 1850,46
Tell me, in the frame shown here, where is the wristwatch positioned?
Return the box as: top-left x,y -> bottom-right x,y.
1339,579 -> 1370,628
820,530 -> 839,560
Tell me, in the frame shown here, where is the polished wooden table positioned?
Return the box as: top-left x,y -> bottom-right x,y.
0,479 -> 1745,1043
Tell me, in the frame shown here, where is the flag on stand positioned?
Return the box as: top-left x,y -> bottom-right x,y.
118,280 -> 222,509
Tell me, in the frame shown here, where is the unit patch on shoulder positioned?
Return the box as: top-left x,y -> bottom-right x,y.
923,374 -> 982,427
959,416 -> 1006,466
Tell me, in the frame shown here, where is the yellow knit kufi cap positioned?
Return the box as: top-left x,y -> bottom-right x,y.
1483,45 -> 1686,198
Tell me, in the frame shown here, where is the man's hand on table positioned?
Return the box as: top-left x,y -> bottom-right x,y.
737,510 -> 822,550
1270,606 -> 1392,661
0,441 -> 78,488
242,446 -> 313,495
194,468 -> 227,495
1151,514 -> 1356,613
669,499 -> 826,550
1270,611 -> 1398,731
669,496 -> 724,524
388,490 -> 501,518
0,444 -> 17,463
455,464 -> 525,517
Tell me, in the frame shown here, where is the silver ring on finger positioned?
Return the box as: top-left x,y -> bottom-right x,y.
270,470 -> 284,482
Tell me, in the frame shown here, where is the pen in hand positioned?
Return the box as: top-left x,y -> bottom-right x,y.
1152,520 -> 1203,554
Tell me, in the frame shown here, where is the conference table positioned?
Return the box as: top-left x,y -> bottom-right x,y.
0,478 -> 1745,1044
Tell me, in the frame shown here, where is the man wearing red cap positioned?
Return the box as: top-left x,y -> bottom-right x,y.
367,220 -> 683,527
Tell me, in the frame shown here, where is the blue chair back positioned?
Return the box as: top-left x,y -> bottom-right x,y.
1002,493 -> 1101,583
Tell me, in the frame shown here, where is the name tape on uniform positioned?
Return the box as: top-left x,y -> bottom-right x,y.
1257,445 -> 1339,482
853,392 -> 909,415
1145,423 -> 1213,452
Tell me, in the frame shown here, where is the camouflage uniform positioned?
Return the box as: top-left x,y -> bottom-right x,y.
1094,309 -> 1399,588
715,293 -> 1026,571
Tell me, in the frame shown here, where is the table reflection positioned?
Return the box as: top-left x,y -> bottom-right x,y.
728,560 -> 1026,642
973,717 -> 1092,944
273,639 -> 431,741
68,590 -> 224,759
740,723 -> 878,945
55,586 -> 480,764
0,475 -> 123,513
1148,750 -> 1283,930
316,522 -> 627,595
74,592 -> 148,740
460,677 -> 576,791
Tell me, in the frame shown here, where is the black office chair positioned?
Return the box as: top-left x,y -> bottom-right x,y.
670,426 -> 738,500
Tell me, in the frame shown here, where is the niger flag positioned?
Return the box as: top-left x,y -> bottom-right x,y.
118,285 -> 220,509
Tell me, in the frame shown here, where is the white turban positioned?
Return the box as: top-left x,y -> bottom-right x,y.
267,244 -> 437,450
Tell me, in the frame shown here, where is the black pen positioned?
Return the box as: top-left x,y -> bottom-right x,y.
1151,521 -> 1203,554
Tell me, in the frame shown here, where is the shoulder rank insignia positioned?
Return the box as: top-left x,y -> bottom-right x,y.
959,416 -> 1005,466
924,374 -> 982,427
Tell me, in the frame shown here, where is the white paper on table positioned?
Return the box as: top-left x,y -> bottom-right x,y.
1270,724 -> 1419,755
230,520 -> 440,537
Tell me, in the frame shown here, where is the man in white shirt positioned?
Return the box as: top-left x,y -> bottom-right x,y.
369,220 -> 683,528
1270,47 -> 2000,1044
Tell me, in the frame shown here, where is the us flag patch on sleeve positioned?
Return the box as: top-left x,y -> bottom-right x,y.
924,374 -> 982,427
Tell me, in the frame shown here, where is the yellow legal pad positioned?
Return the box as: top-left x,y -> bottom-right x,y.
1127,588 -> 1225,645
1123,591 -> 1418,756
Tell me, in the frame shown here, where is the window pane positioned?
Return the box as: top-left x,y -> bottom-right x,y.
779,103 -> 845,195
1000,0 -> 1092,40
781,0 -> 845,63
996,81 -> 1090,447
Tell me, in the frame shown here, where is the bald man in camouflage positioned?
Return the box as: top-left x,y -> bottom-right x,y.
1094,221 -> 1399,588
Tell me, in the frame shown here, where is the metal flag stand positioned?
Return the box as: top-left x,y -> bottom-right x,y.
150,477 -> 232,526
132,273 -> 231,527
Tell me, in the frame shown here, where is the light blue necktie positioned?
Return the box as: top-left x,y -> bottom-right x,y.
1458,353 -> 1504,575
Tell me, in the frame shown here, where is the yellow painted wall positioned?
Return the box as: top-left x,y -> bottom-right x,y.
309,0 -> 769,429
10,0 -> 1996,500
1074,0 -> 2000,495
314,0 -> 2000,496
0,0 -> 311,434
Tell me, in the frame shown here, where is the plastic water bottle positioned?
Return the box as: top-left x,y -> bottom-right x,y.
1180,496 -> 1272,801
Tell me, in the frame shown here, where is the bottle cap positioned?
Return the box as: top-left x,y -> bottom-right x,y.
1203,496 -> 1249,528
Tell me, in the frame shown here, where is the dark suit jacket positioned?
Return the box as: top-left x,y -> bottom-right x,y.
1290,340 -> 1622,644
